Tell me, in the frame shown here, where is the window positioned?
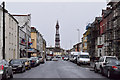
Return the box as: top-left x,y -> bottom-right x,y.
84,37 -> 87,40
9,32 -> 11,44
84,43 -> 87,47
99,37 -> 101,44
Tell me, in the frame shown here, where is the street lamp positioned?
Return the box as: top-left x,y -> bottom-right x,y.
1,2 -> 5,59
77,29 -> 80,43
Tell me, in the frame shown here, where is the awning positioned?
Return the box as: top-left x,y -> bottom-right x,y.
27,48 -> 37,53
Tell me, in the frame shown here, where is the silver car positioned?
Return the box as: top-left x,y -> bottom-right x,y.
0,59 -> 13,80
52,57 -> 58,61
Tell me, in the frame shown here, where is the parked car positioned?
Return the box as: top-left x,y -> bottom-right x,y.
46,56 -> 52,61
19,58 -> 31,70
64,57 -> 69,61
29,57 -> 40,67
38,56 -> 44,63
52,57 -> 58,61
9,59 -> 26,73
69,52 -> 79,63
102,59 -> 120,78
56,56 -> 61,58
94,56 -> 118,74
77,52 -> 90,65
0,59 -> 13,80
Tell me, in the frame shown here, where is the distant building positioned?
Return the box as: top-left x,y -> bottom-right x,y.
82,32 -> 88,52
54,21 -> 63,56
99,10 -> 107,56
0,7 -> 19,60
46,21 -> 65,57
30,27 -> 43,57
73,42 -> 82,52
55,21 -> 60,51
85,23 -> 92,55
42,39 -> 46,59
13,14 -> 31,58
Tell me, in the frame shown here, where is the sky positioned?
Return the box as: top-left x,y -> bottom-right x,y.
1,1 -> 107,50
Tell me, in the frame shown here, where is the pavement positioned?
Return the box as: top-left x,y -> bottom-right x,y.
90,61 -> 95,68
10,59 -> 109,79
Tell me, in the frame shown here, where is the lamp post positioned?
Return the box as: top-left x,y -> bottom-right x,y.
1,2 -> 5,59
77,29 -> 80,43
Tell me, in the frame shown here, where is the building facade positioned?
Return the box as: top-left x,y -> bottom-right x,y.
73,42 -> 82,52
82,32 -> 88,52
13,14 -> 31,58
105,2 -> 120,58
0,7 -> 19,60
30,27 -> 45,57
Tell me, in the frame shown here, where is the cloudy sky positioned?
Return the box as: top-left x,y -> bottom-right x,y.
2,1 -> 107,50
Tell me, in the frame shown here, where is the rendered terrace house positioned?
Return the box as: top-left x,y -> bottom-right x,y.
0,6 -> 19,60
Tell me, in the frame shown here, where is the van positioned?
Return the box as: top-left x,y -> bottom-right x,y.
69,52 -> 80,63
77,52 -> 90,65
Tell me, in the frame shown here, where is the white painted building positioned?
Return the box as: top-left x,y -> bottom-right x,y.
0,7 -> 19,60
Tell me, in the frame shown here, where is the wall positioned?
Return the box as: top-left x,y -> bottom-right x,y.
0,8 -> 19,60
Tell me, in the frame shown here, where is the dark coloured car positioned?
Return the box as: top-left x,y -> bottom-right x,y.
9,59 -> 26,73
102,59 -> 120,78
19,58 -> 31,70
0,59 -> 13,80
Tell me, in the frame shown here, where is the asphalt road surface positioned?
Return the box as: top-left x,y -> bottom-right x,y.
12,59 -> 107,78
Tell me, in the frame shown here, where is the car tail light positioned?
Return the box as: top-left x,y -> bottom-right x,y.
112,66 -> 118,69
0,65 -> 4,70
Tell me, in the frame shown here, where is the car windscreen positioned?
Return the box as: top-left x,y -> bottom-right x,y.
106,57 -> 117,62
109,60 -> 120,66
80,55 -> 89,58
10,60 -> 22,64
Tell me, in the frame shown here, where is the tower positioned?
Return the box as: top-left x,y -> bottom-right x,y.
55,21 -> 60,50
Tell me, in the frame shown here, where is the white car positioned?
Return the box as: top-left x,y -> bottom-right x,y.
52,57 -> 58,61
94,56 -> 118,74
64,57 -> 69,61
77,52 -> 90,65
69,52 -> 80,63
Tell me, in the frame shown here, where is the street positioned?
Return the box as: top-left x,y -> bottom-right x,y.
12,59 -> 107,78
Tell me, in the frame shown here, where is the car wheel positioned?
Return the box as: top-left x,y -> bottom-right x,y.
94,66 -> 98,73
78,62 -> 81,66
107,70 -> 112,78
10,72 -> 13,78
24,67 -> 26,72
77,62 -> 79,65
2,72 -> 8,80
21,67 -> 24,73
29,66 -> 31,70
